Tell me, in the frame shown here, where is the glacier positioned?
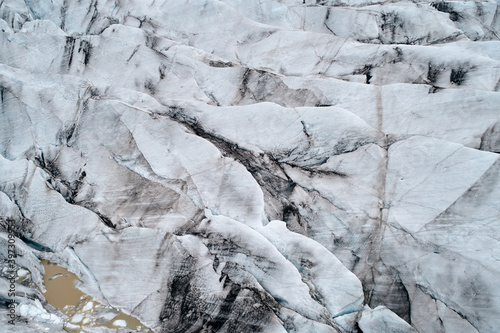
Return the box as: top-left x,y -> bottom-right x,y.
0,0 -> 499,332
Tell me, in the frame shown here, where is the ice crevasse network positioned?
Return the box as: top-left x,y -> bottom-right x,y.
0,0 -> 500,332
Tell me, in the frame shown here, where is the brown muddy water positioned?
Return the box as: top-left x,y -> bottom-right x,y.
40,260 -> 151,332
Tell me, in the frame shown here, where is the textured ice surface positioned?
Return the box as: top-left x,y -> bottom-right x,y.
1,0 -> 499,332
